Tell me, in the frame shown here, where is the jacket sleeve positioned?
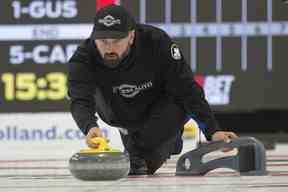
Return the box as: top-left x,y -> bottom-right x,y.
67,41 -> 98,135
159,34 -> 220,140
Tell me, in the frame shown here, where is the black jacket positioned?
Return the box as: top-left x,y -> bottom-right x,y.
68,24 -> 220,140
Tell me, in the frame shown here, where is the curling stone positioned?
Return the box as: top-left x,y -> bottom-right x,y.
176,137 -> 267,176
69,137 -> 130,181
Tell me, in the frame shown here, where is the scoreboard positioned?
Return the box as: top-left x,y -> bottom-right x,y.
0,0 -> 96,112
1,0 -> 288,113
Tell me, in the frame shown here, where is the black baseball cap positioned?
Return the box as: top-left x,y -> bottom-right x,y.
91,5 -> 136,39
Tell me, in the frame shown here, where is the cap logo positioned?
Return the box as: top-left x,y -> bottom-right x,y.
98,15 -> 121,27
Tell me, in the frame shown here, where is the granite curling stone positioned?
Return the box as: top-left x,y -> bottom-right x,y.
69,137 -> 130,181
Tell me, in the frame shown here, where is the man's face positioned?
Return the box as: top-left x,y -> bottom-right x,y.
95,31 -> 135,68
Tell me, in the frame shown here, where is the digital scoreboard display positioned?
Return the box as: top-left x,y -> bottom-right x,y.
0,0 -> 97,112
1,0 -> 288,113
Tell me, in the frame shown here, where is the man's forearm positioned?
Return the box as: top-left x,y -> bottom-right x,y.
70,99 -> 98,135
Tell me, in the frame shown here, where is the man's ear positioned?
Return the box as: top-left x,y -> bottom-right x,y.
128,30 -> 135,45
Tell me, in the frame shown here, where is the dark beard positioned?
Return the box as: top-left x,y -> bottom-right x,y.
103,53 -> 120,68
103,46 -> 130,68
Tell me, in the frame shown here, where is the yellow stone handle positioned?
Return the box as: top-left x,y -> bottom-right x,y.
90,137 -> 110,151
80,137 -> 120,154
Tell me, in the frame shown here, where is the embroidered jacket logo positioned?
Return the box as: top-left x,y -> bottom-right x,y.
98,15 -> 121,27
171,44 -> 181,60
113,81 -> 153,98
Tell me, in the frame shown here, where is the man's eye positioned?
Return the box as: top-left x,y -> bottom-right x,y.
114,39 -> 122,44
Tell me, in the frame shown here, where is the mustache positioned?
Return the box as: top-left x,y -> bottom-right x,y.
104,53 -> 118,57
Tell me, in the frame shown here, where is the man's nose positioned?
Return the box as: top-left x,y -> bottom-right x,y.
106,42 -> 115,52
